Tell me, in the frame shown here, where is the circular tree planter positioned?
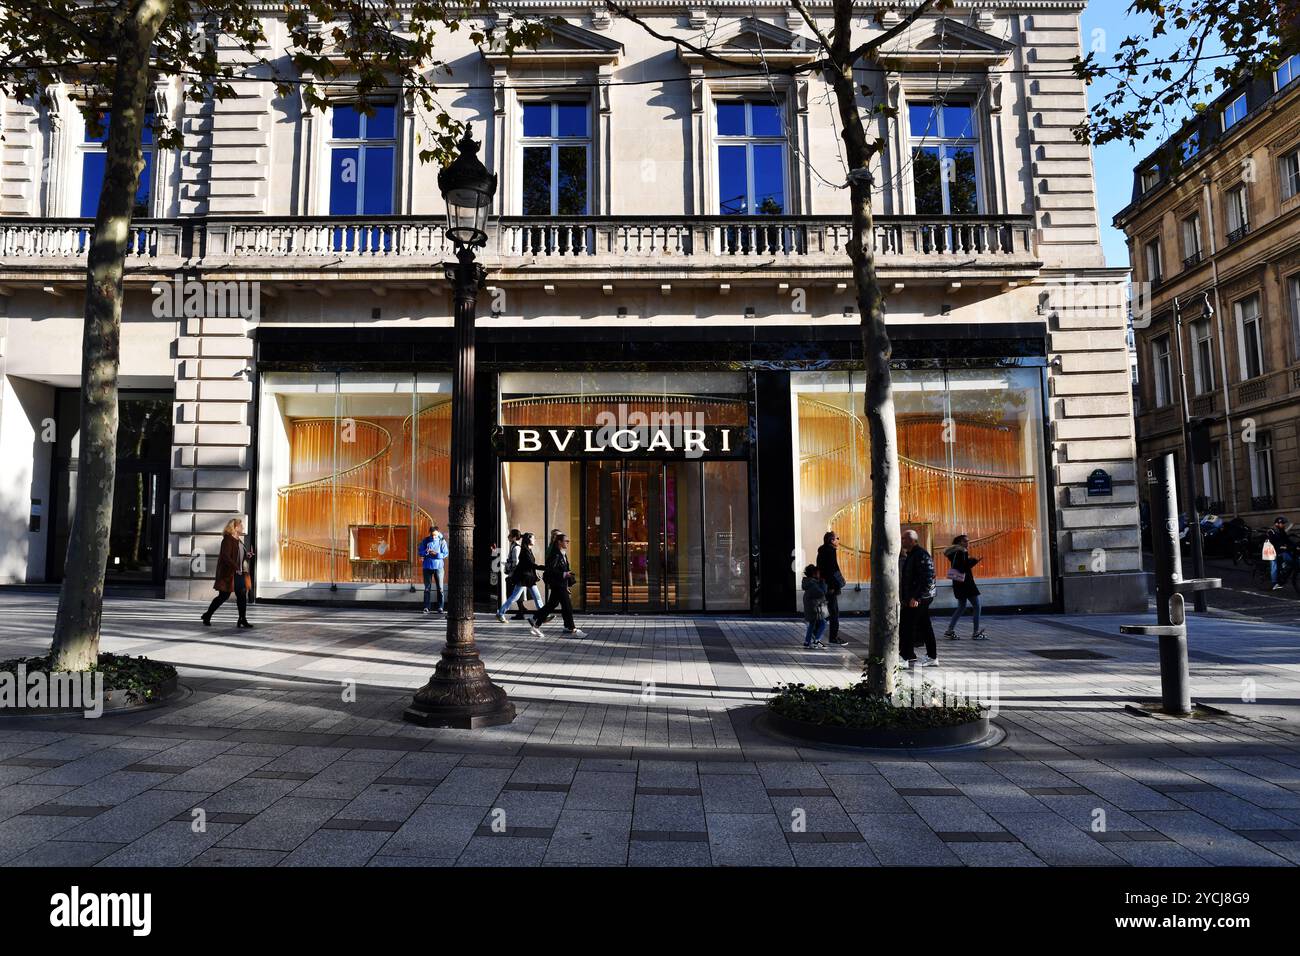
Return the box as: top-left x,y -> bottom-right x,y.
0,654 -> 179,718
764,709 -> 991,749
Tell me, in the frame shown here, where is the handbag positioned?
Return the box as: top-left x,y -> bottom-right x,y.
1262,541 -> 1277,561
242,572 -> 252,590
817,600 -> 830,621
946,568 -> 966,583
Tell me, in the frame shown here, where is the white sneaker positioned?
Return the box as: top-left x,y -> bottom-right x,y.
421,608 -> 429,615
495,613 -> 506,623
1272,584 -> 1283,591
529,625 -> 543,637
567,628 -> 587,637
919,655 -> 939,667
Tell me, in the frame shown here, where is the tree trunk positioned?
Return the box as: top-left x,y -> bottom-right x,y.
829,64 -> 901,698
50,0 -> 172,671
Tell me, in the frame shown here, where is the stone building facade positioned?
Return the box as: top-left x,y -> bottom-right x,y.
1117,53 -> 1300,524
0,2 -> 1142,614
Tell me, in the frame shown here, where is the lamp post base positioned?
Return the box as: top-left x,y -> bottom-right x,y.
403,646 -> 516,729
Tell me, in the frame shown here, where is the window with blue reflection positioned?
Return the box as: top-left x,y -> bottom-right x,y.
908,99 -> 980,216
1221,93 -> 1248,131
80,110 -> 154,217
328,104 -> 396,217
520,101 -> 590,216
715,99 -> 786,215
1277,54 -> 1300,89
1180,132 -> 1199,163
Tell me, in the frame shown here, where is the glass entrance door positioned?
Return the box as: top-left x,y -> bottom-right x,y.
584,461 -> 674,611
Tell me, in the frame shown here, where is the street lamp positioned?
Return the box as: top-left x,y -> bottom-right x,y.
404,128 -> 515,728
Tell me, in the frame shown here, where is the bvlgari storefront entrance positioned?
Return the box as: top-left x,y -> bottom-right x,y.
496,373 -> 754,612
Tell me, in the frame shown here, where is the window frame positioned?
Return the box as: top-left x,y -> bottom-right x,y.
1140,166 -> 1161,193
518,99 -> 593,217
1234,294 -> 1265,382
1276,53 -> 1300,90
1249,431 -> 1275,502
1200,442 -> 1222,508
713,96 -> 790,216
325,102 -> 398,217
1143,237 -> 1164,286
907,99 -> 983,216
1190,316 -> 1215,395
1151,333 -> 1174,408
1281,147 -> 1300,202
1221,93 -> 1248,132
78,108 -> 156,219
1224,184 -> 1250,241
1181,212 -> 1202,266
1288,273 -> 1300,363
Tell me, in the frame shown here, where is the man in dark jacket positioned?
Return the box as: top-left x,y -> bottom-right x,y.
531,532 -> 585,637
816,531 -> 849,645
898,529 -> 938,666
1266,516 -> 1292,591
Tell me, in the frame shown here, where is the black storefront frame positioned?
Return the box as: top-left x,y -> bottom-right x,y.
254,321 -> 1055,614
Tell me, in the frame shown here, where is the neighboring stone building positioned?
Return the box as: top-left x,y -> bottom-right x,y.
1117,52 -> 1300,524
0,2 -> 1141,614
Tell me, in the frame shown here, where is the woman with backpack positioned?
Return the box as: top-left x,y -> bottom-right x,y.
942,533 -> 986,641
496,531 -> 543,623
801,564 -> 830,649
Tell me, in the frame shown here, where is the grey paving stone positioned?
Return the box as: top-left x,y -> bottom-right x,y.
189,847 -> 287,867
386,752 -> 463,784
851,812 -> 963,866
0,766 -> 44,787
280,829 -> 390,866
1107,841 -> 1214,866
705,812 -> 795,867
50,770 -> 173,808
628,840 -> 714,867
380,802 -> 485,859
565,771 -> 638,811
0,784 -> 75,823
293,760 -> 391,801
576,758 -> 637,773
768,796 -> 856,834
632,793 -> 706,832
823,774 -> 911,813
1059,771 -> 1181,811
6,840 -> 124,866
199,776 -> 303,815
218,796 -> 348,852
545,809 -> 632,865
757,762 -> 829,790
153,754 -> 278,793
60,789 -> 208,844
98,821 -> 238,867
811,760 -> 880,775
257,746 -> 347,775
510,756 -> 579,786
0,813 -> 86,863
336,784 -> 433,823
991,811 -> 1125,866
993,761 -> 1077,789
146,740 -> 240,768
947,841 -> 1046,866
635,760 -> 701,790
701,774 -> 773,813
481,789 -> 567,830
944,779 -> 1043,813
789,842 -> 881,867
22,748 -> 143,787
696,760 -> 758,774
366,855 -> 456,867
426,767 -> 513,807
456,836 -> 550,867
1168,790 -> 1299,830
904,795 -> 1005,833
1033,795 -> 1153,833
1134,811 -> 1293,866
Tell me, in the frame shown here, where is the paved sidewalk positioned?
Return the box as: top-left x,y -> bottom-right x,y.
1,591 -> 1299,866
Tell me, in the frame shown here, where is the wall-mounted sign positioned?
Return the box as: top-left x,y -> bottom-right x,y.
500,425 -> 747,459
1086,468 -> 1113,497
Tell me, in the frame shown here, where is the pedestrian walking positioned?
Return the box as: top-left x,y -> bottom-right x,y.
531,532 -> 584,637
942,534 -> 986,641
1264,516 -> 1293,591
201,517 -> 255,629
497,531 -> 544,622
419,524 -> 449,614
801,564 -> 830,648
816,530 -> 848,644
499,528 -> 531,619
899,529 -> 938,667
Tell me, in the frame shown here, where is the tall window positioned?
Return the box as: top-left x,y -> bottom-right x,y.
1225,184 -> 1249,241
1140,166 -> 1160,193
1191,317 -> 1214,394
81,110 -> 154,217
1290,274 -> 1300,361
1221,93 -> 1248,131
1249,431 -> 1275,508
1235,294 -> 1264,380
328,104 -> 396,215
1200,443 -> 1222,509
521,101 -> 590,216
1144,238 -> 1163,285
1151,334 -> 1173,407
1180,132 -> 1199,163
909,101 -> 979,215
715,99 -> 786,214
1281,148 -> 1300,201
1181,213 -> 1202,266
1277,53 -> 1300,89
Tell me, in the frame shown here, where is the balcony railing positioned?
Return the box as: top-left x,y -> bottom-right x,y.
0,214 -> 1040,279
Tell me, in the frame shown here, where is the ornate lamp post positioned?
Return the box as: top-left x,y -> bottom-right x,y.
404,129 -> 515,728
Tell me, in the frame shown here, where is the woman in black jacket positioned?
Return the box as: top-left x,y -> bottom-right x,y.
496,532 -> 543,622
816,531 -> 848,645
530,532 -> 585,637
942,534 -> 986,641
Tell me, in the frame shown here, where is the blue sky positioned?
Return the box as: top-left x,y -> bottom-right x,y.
1079,2 -> 1221,268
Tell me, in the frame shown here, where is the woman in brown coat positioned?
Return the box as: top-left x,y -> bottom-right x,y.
202,517 -> 254,628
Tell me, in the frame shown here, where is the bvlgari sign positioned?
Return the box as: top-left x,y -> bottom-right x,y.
500,425 -> 747,459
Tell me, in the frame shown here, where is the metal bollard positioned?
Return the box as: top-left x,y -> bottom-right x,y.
1121,454 -> 1218,716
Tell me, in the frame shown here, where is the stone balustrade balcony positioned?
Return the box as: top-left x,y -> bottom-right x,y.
0,214 -> 1041,289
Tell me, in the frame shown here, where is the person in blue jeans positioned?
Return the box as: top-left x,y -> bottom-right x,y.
942,534 -> 986,640
801,564 -> 829,648
419,525 -> 448,613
